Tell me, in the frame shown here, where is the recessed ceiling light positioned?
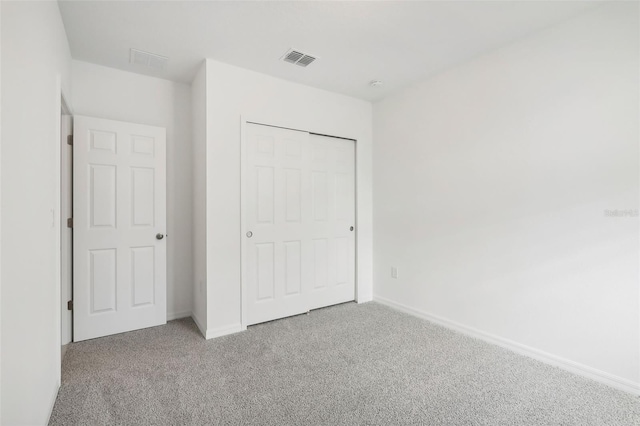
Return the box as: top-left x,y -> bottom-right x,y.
369,80 -> 384,87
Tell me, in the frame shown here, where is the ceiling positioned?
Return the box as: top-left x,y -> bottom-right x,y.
58,1 -> 600,102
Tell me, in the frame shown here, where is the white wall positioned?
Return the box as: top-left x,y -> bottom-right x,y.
71,60 -> 193,323
191,62 -> 207,333
202,59 -> 373,336
373,2 -> 639,392
1,1 -> 72,424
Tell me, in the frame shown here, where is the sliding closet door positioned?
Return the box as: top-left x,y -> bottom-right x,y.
244,124 -> 311,325
244,123 -> 356,326
307,134 -> 356,310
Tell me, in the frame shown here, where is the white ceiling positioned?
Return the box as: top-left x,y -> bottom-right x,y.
58,1 -> 600,102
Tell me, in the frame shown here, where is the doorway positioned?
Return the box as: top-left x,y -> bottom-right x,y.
60,97 -> 73,358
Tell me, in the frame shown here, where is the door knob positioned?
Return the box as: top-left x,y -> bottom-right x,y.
350,226 -> 354,231
156,233 -> 164,240
246,231 -> 253,238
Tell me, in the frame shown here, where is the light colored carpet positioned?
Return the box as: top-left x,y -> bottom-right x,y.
50,302 -> 640,425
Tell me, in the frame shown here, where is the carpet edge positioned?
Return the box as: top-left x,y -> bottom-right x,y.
374,295 -> 640,396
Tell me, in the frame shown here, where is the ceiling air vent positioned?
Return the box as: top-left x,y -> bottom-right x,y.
130,48 -> 168,70
282,48 -> 317,67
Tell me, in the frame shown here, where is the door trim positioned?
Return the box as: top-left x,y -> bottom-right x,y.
55,79 -> 74,389
240,116 -> 359,329
60,93 -> 74,347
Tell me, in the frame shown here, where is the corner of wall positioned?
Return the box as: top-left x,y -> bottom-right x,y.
205,323 -> 245,340
191,312 -> 206,338
191,60 -> 208,338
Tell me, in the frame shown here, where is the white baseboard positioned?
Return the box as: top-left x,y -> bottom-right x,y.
190,314 -> 245,340
167,310 -> 192,321
191,313 -> 207,338
206,323 -> 246,340
356,295 -> 373,304
374,295 -> 640,396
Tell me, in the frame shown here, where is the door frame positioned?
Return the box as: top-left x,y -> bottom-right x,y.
55,79 -> 73,388
239,116 -> 360,329
60,93 -> 74,349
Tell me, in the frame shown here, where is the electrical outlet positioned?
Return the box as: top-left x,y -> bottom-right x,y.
391,267 -> 398,279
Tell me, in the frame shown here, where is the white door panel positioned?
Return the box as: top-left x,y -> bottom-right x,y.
245,125 -> 310,325
244,123 -> 355,325
308,134 -> 356,310
74,116 -> 166,341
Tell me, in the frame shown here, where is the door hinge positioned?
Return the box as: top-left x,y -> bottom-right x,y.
67,218 -> 73,228
67,300 -> 73,311
67,135 -> 73,146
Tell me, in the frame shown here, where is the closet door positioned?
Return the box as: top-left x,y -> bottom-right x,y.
307,134 -> 356,310
244,124 -> 311,325
244,123 -> 356,326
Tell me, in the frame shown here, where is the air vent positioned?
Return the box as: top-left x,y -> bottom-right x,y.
129,48 -> 168,70
281,48 -> 317,68
296,55 -> 316,67
283,50 -> 304,64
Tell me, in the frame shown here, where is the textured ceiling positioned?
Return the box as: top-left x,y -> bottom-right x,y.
58,1 -> 600,102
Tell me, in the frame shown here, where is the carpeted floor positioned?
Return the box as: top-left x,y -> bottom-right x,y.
50,302 -> 640,425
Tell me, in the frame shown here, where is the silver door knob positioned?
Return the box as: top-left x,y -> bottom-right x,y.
246,231 -> 253,238
350,226 -> 354,231
156,233 -> 164,240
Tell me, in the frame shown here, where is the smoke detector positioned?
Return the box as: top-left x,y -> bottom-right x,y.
129,48 -> 168,70
369,80 -> 384,87
281,48 -> 317,67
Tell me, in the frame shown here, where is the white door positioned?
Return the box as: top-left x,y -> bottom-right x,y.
244,123 -> 355,326
73,116 -> 166,341
308,133 -> 356,310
